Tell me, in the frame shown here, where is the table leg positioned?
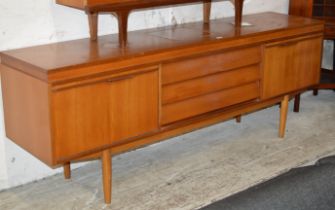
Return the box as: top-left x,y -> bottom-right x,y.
203,0 -> 211,24
293,94 -> 300,113
115,10 -> 130,48
236,115 -> 242,123
88,12 -> 98,41
279,95 -> 289,138
234,0 -> 245,27
102,149 -> 112,204
63,162 -> 71,179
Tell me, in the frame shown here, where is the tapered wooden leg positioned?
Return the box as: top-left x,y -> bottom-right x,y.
88,12 -> 98,41
293,94 -> 300,113
279,95 -> 289,138
313,89 -> 318,96
63,162 -> 71,179
102,149 -> 112,204
115,10 -> 130,48
203,0 -> 211,24
234,0 -> 245,27
236,115 -> 242,123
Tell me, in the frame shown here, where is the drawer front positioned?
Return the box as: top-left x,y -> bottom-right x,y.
161,82 -> 260,125
162,46 -> 261,85
162,65 -> 260,104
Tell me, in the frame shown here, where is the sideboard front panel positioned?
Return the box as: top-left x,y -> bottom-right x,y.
161,46 -> 261,125
262,36 -> 323,99
52,81 -> 111,161
108,70 -> 159,146
161,46 -> 261,85
162,65 -> 260,105
161,82 -> 260,125
52,69 -> 159,161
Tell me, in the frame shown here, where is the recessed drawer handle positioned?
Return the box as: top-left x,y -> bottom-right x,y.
106,75 -> 134,83
278,41 -> 297,47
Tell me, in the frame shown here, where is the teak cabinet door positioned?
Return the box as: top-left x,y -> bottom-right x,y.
262,36 -> 322,99
52,70 -> 159,162
108,70 -> 159,146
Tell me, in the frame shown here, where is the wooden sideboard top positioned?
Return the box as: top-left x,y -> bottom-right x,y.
0,12 -> 324,82
57,0 -> 220,11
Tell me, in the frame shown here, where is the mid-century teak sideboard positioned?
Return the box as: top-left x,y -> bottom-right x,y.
0,5 -> 324,204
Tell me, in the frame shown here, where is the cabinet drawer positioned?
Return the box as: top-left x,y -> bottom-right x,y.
162,65 -> 260,104
161,82 -> 260,125
162,46 -> 261,85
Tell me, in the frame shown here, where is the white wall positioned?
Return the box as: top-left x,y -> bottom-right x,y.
0,0 -> 308,191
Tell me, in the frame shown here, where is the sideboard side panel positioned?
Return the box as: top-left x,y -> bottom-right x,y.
51,69 -> 159,162
0,65 -> 53,166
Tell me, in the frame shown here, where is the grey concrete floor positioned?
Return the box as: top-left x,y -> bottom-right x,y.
0,91 -> 334,210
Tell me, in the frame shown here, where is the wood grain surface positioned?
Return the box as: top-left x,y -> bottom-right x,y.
0,12 -> 324,204
0,13 -> 323,83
